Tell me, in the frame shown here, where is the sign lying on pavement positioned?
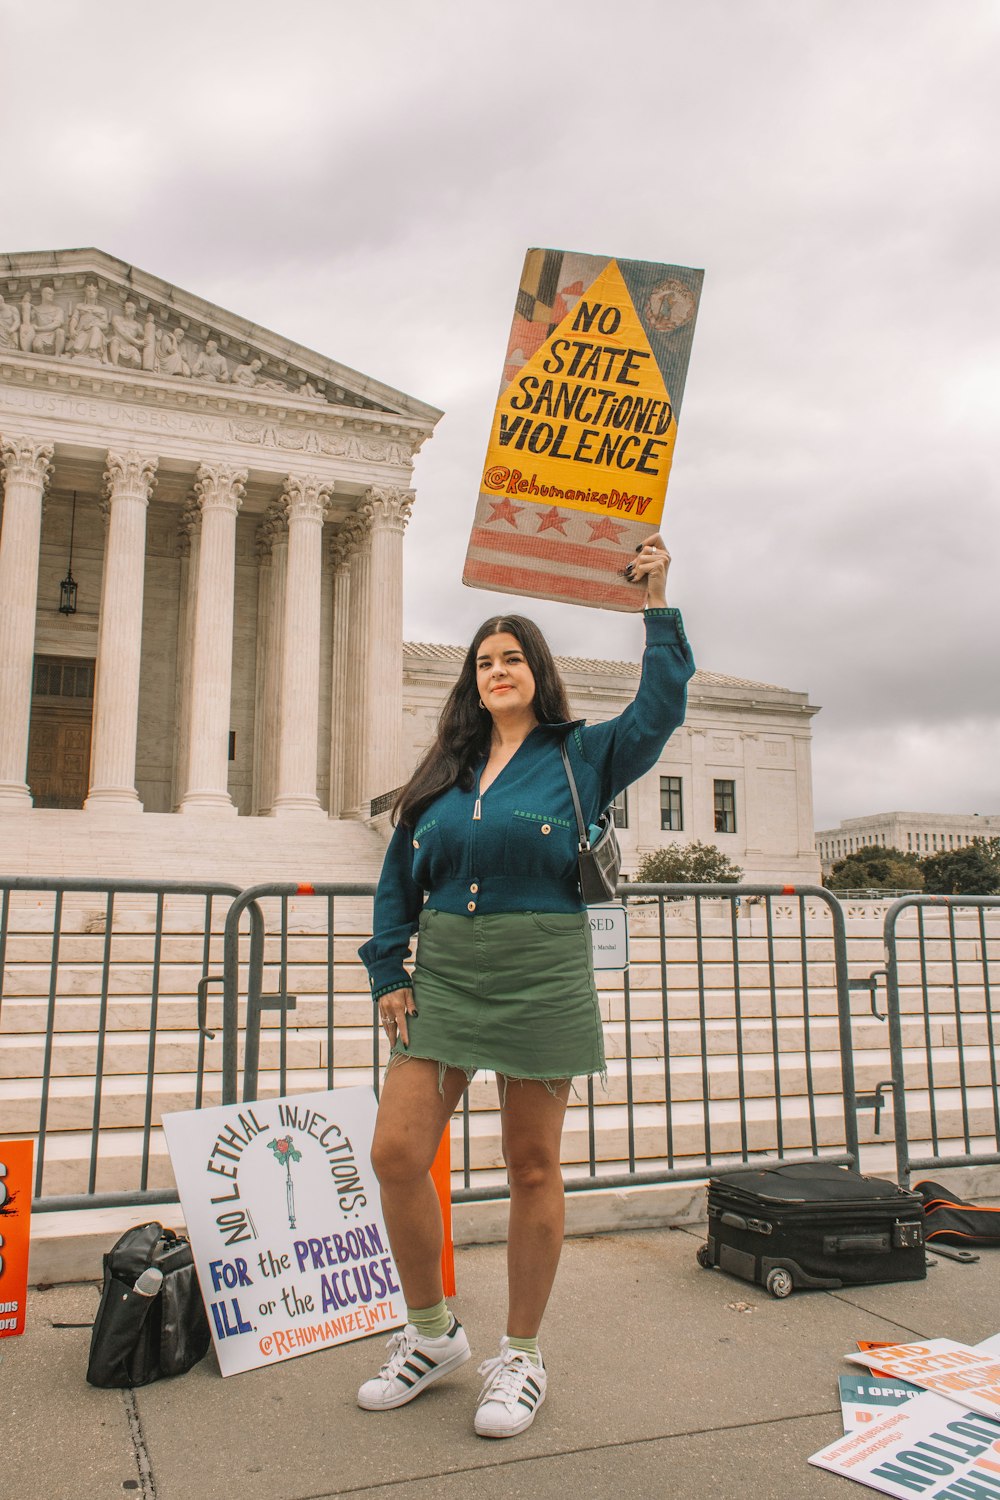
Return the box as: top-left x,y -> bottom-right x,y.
164,1087 -> 403,1376
0,1139 -> 33,1338
811,1333 -> 1000,1498
465,246 -> 703,612
848,1339 -> 1000,1423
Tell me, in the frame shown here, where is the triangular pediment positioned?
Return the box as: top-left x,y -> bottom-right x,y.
0,247 -> 441,426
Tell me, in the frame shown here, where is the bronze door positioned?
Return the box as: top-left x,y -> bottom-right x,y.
27,657 -> 95,809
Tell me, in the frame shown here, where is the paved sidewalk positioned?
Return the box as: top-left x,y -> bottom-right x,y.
9,1223 -> 1000,1500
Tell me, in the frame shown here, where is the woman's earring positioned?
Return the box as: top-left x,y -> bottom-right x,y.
478,698 -> 486,710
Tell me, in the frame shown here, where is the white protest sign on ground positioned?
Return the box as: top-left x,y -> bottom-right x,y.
163,1087 -> 403,1377
839,1374 -> 922,1434
810,1334 -> 1000,1497
848,1340 -> 1000,1423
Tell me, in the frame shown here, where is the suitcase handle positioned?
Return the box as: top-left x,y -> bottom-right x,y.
823,1231 -> 890,1255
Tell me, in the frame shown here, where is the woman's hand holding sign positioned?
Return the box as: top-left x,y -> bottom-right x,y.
625,534 -> 671,607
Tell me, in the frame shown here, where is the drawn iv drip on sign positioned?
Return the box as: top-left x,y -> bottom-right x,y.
269,1135 -> 302,1230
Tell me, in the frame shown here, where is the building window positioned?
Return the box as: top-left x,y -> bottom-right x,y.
714,779 -> 736,834
660,776 -> 683,831
611,789 -> 628,829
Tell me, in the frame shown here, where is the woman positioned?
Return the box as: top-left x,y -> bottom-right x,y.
357,535 -> 694,1437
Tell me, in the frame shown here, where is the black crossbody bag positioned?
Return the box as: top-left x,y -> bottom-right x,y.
559,740 -> 622,904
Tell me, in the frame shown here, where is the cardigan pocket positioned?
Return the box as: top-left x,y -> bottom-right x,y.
506,809 -> 578,880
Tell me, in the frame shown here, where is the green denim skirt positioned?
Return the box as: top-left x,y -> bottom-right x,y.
394,908 -> 605,1082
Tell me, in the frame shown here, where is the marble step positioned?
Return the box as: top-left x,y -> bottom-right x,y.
25,1091 -> 989,1199
9,1043 -> 998,1137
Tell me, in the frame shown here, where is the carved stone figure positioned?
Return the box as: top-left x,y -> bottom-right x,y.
0,294 -> 20,351
191,339 -> 230,383
19,286 -> 66,356
67,283 -> 110,361
232,357 -> 289,393
108,299 -> 147,368
155,327 -> 190,377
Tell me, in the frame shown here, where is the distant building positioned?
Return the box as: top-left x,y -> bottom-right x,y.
816,812 -> 1000,873
404,644 -> 822,883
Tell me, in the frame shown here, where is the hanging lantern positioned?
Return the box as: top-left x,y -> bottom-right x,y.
59,490 -> 79,615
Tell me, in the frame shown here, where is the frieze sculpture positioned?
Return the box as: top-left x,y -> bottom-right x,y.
67,283 -> 111,361
0,294 -> 21,351
18,287 -> 66,356
190,339 -> 231,383
0,280 -> 374,408
108,300 -> 151,369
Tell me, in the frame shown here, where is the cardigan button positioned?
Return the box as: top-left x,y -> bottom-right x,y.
467,901 -> 477,912
412,839 -> 419,849
541,824 -> 551,835
470,882 -> 479,893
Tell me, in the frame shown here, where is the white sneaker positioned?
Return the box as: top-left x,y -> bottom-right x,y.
474,1337 -> 547,1438
357,1317 -> 471,1410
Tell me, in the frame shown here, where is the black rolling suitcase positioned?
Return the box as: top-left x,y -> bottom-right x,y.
697,1162 -> 926,1297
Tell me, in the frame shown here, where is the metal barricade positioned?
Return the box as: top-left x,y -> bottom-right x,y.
222,882 -> 860,1203
0,877 -> 250,1212
882,895 -> 1000,1186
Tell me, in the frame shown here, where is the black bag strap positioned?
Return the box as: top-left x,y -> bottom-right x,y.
559,741 -> 590,852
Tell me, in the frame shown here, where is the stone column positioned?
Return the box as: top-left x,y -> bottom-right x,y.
363,487 -> 412,807
179,463 -> 247,814
85,451 -> 158,810
340,510 -> 373,816
342,488 -> 412,814
0,438 -> 53,807
170,500 -> 201,811
327,532 -> 351,818
254,504 -> 288,815
272,474 -> 333,816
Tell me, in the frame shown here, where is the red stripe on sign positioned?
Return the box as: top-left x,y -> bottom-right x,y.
471,525 -> 631,571
463,556 -> 639,609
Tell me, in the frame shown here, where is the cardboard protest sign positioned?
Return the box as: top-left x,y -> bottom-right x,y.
163,1088 -> 403,1376
465,247 -> 703,611
0,1139 -> 33,1338
848,1339 -> 1000,1423
812,1336 -> 1000,1497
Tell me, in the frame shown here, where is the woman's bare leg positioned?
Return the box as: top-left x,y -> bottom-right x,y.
496,1077 -> 572,1338
370,1059 -> 468,1309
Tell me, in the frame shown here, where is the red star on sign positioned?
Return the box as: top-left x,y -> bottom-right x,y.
486,497 -> 522,528
585,516 -> 626,544
536,506 -> 568,534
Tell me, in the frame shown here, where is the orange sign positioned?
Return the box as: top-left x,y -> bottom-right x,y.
0,1140 -> 33,1338
466,246 -> 703,611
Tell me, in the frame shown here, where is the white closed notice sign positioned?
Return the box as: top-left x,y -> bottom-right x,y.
587,904 -> 629,970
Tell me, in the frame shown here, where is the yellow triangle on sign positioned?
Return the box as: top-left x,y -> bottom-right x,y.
480,260 -> 676,524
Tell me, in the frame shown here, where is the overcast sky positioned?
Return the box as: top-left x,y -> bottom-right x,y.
3,0 -> 998,829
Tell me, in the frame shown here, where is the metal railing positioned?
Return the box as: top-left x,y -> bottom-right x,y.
882,895 -> 1000,1186
0,877 -> 250,1212
219,881 -> 860,1203
17,875 -> 961,1213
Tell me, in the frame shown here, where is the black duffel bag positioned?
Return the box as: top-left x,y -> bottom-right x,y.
916,1180 -> 1000,1248
87,1221 -> 211,1388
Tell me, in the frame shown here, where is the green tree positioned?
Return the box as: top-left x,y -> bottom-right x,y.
825,844 -> 924,893
635,840 -> 743,885
921,838 -> 1000,896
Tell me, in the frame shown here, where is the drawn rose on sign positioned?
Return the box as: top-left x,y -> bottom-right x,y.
268,1135 -> 302,1230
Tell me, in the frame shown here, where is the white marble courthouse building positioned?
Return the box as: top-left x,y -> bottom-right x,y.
0,248 -> 440,840
0,248 -> 820,883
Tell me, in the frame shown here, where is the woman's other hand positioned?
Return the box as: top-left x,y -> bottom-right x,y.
378,987 -> 417,1048
626,535 -> 671,607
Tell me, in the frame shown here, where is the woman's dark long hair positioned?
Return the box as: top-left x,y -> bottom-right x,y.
393,614 -> 573,828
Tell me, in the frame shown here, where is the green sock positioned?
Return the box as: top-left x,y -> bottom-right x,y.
507,1333 -> 542,1366
408,1299 -> 451,1339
